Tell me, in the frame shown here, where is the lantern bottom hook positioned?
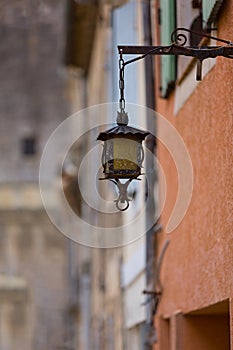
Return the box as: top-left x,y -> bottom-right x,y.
110,178 -> 133,211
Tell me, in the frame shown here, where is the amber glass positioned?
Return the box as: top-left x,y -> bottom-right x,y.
113,138 -> 138,171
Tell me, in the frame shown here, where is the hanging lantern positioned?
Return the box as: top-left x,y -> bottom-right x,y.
97,110 -> 149,211
97,50 -> 149,211
97,111 -> 149,180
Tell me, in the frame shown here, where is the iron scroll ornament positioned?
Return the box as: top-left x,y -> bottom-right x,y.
170,27 -> 233,46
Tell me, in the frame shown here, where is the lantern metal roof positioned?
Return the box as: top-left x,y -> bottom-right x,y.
97,124 -> 150,141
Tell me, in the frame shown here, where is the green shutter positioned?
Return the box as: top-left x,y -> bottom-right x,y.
160,0 -> 176,98
202,0 -> 223,28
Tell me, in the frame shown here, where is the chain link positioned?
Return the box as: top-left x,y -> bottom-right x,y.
119,51 -> 125,112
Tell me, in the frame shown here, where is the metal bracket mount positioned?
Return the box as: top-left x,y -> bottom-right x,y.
118,28 -> 233,80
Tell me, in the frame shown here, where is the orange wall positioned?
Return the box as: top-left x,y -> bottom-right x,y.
155,0 -> 233,328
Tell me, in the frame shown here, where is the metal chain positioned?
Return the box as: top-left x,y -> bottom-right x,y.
119,50 -> 125,112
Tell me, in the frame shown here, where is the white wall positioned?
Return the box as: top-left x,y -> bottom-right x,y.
112,0 -> 147,336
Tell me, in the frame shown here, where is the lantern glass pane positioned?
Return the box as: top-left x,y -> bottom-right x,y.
113,138 -> 138,171
105,140 -> 113,162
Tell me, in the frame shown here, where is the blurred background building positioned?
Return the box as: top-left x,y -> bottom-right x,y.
0,1 -> 79,349
0,0 -> 156,349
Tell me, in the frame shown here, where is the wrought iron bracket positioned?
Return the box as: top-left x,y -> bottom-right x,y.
118,27 -> 233,80
141,239 -> 170,344
142,239 -> 170,311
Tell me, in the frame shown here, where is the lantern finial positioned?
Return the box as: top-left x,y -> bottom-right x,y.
117,110 -> 128,125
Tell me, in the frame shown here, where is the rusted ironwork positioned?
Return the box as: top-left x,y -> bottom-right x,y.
98,28 -> 233,211
142,239 -> 170,344
118,27 -> 233,81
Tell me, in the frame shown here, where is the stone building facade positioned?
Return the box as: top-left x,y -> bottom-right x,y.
0,1 -> 80,349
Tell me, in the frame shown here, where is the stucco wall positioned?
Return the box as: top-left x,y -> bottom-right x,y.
155,0 -> 233,348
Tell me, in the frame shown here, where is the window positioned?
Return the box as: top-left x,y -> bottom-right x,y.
159,0 -> 176,98
160,1 -> 224,90
159,300 -> 230,350
21,137 -> 37,156
176,0 -> 203,80
203,0 -> 224,29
